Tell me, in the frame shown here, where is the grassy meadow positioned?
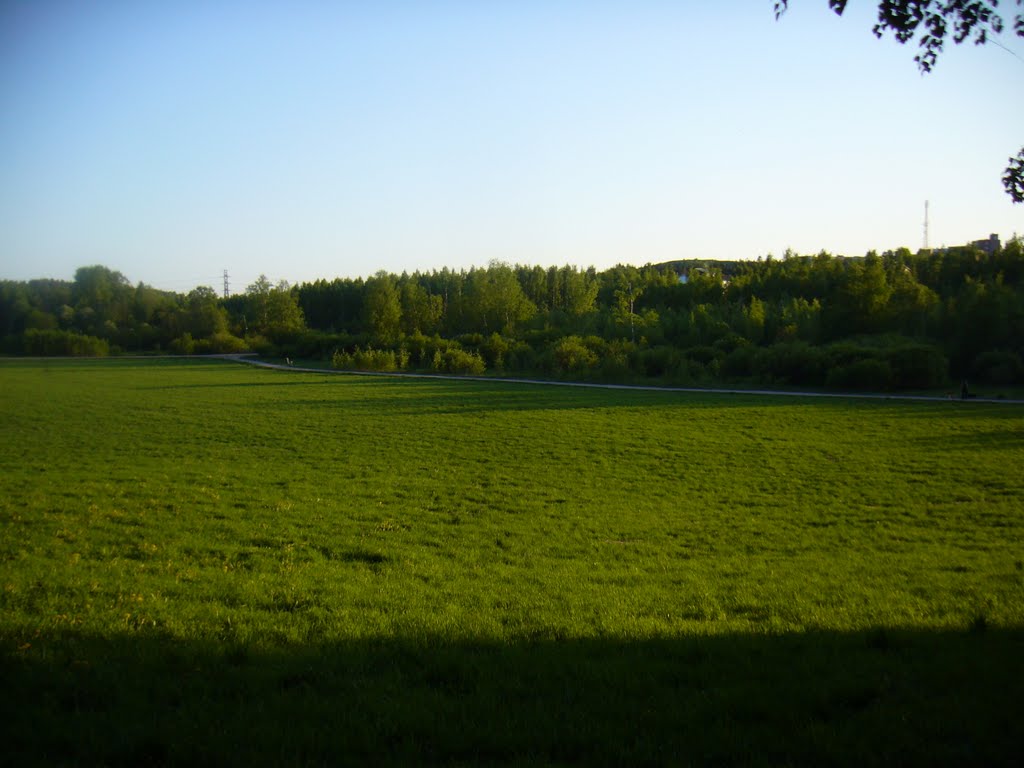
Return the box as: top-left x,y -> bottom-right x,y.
2,358 -> 1023,765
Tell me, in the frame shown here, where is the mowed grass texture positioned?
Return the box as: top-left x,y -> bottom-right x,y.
2,358 -> 1023,765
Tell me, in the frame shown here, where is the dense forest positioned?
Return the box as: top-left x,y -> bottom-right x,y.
3,239 -> 1023,391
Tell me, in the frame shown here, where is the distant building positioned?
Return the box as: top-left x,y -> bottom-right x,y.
676,266 -> 729,289
677,267 -> 708,285
969,234 -> 1001,255
931,234 -> 1001,256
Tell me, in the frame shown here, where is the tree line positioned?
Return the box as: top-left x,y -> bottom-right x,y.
3,239 -> 1023,391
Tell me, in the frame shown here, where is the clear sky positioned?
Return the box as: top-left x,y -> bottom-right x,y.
1,0 -> 1022,294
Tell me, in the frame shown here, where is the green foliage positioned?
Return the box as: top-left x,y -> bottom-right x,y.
431,347 -> 486,375
886,343 -> 949,389
332,346 -> 408,373
467,261 -> 537,334
551,335 -> 599,375
599,338 -> 635,378
363,272 -> 402,344
638,345 -> 686,379
721,343 -> 757,380
972,349 -> 1024,386
400,279 -> 443,336
170,333 -> 197,355
246,334 -> 276,356
205,331 -> 250,354
180,286 -> 229,339
478,332 -> 511,371
245,275 -> 306,339
21,328 -> 110,356
755,341 -> 826,387
826,358 -> 895,391
3,243 -> 1023,395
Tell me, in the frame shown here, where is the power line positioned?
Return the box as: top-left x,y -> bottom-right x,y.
989,36 -> 1024,67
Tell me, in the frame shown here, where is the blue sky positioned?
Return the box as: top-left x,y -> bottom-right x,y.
1,0 -> 1022,294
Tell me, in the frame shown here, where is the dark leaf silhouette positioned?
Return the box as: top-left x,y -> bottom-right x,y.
776,1 -> 1024,202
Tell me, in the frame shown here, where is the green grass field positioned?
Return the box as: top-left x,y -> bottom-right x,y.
2,358 -> 1023,765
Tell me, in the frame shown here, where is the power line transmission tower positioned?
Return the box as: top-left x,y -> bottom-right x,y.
222,270 -> 230,299
923,200 -> 930,250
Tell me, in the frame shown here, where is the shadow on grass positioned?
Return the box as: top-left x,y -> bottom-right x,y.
147,373 -> 1024,417
912,427 -> 1024,451
146,379 -> 336,390
287,387 -> 1024,417
2,626 -> 1022,766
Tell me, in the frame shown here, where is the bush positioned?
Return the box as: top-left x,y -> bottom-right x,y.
504,340 -> 538,373
972,349 -> 1024,386
886,344 -> 948,389
480,333 -> 511,372
825,359 -> 894,391
551,336 -> 599,375
684,346 -> 718,365
721,344 -> 757,380
247,335 -> 277,356
754,342 -> 826,386
819,339 -> 947,390
600,340 -> 634,378
637,346 -> 683,378
206,331 -> 250,354
824,342 -> 877,369
22,329 -> 109,357
712,333 -> 748,355
331,346 -> 406,372
405,332 -> 463,368
279,330 -> 352,359
170,333 -> 196,355
431,348 -> 486,376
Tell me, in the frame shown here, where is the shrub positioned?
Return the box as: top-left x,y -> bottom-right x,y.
637,346 -> 683,378
600,340 -> 634,378
754,342 -> 826,386
825,359 -> 894,391
824,342 -> 877,369
206,331 -> 250,354
332,346 -> 404,372
684,346 -> 717,365
713,333 -> 748,355
551,336 -> 599,375
972,349 -> 1024,386
480,333 -> 511,372
458,333 -> 485,349
22,329 -> 109,357
886,344 -> 948,389
170,333 -> 196,355
721,344 -> 757,380
504,340 -> 538,373
360,347 -> 399,372
431,348 -> 486,376
247,335 -> 277,356
279,330 -> 352,359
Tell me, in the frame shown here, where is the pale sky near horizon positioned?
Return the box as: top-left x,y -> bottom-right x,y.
1,0 -> 1022,295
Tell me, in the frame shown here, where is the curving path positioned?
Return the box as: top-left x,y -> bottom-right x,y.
218,354 -> 1024,405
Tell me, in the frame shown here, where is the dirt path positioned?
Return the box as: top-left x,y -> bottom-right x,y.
219,354 -> 1024,405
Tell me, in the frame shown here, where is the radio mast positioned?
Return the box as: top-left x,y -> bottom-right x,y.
923,201 -> 930,250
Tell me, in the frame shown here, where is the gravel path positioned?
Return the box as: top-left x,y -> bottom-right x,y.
221,354 -> 1024,405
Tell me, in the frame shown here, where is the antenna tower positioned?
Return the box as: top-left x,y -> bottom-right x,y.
925,199 -> 933,250
222,269 -> 230,299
